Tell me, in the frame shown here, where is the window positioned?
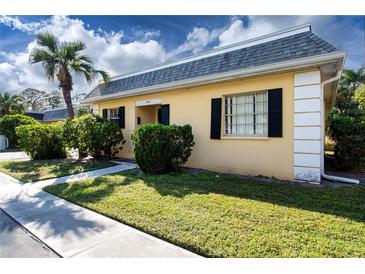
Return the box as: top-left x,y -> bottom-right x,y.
224,91 -> 268,136
108,108 -> 119,124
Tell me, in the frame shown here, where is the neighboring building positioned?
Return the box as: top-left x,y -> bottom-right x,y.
25,105 -> 86,122
82,24 -> 345,183
24,111 -> 44,121
43,107 -> 74,122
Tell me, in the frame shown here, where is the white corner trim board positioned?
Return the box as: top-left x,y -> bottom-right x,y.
294,98 -> 321,113
294,126 -> 321,140
294,154 -> 321,168
294,166 -> 321,182
294,71 -> 321,86
294,140 -> 321,154
294,84 -> 321,99
294,113 -> 321,126
294,70 -> 322,182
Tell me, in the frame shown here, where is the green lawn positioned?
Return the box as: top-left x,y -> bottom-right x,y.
44,169 -> 365,258
0,159 -> 117,183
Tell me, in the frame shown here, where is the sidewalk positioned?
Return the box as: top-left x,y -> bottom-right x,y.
0,166 -> 200,258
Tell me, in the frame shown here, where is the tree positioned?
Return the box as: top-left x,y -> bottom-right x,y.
332,67 -> 365,119
0,92 -> 24,117
355,84 -> 365,110
327,66 -> 365,170
19,88 -> 48,112
47,90 -> 65,109
72,92 -> 87,105
29,32 -> 110,119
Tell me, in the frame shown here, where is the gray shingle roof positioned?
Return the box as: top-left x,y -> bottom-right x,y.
25,112 -> 44,121
86,31 -> 337,99
43,108 -> 70,121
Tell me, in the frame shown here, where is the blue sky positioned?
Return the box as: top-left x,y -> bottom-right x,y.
0,15 -> 364,95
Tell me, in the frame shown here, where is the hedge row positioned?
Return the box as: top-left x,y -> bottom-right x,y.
2,114 -> 196,173
16,122 -> 67,160
12,114 -> 125,160
63,114 -> 125,159
0,114 -> 38,148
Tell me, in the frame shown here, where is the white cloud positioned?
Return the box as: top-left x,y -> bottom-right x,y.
0,15 -> 168,95
1,15 -> 363,97
218,19 -> 277,47
0,15 -> 47,35
169,27 -> 222,57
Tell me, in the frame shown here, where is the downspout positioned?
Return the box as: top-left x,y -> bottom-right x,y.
320,73 -> 359,184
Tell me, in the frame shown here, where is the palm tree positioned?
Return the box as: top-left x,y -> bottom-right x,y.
339,67 -> 365,92
335,67 -> 365,117
29,32 -> 110,119
0,92 -> 24,117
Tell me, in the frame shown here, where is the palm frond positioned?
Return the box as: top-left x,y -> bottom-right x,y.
77,55 -> 93,64
36,32 -> 58,53
61,41 -> 86,62
29,48 -> 53,64
94,70 -> 111,83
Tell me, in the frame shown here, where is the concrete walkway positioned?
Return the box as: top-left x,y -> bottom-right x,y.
0,165 -> 200,258
0,151 -> 29,161
30,162 -> 137,189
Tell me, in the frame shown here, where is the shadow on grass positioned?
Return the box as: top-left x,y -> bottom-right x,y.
46,168 -> 365,224
0,159 -> 114,183
44,175 -> 136,204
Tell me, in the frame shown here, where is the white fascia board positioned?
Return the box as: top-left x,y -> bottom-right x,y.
82,51 -> 345,104
109,24 -> 311,82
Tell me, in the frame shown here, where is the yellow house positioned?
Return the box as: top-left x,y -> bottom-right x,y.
82,24 -> 347,183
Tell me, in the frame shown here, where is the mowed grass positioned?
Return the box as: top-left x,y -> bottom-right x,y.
44,169 -> 365,257
0,159 -> 116,183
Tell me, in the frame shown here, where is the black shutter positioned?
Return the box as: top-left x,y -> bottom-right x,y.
268,88 -> 283,137
160,104 -> 170,125
118,106 -> 125,128
210,98 -> 222,139
102,109 -> 108,119
157,108 -> 162,124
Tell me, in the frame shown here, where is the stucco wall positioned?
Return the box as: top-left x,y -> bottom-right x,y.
97,72 -> 296,180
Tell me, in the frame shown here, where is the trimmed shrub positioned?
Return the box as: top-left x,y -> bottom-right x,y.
0,114 -> 38,147
63,114 -> 125,159
132,124 -> 195,173
327,114 -> 365,170
16,122 -> 67,160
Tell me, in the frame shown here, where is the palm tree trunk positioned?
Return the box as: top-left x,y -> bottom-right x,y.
61,86 -> 75,119
60,74 -> 75,119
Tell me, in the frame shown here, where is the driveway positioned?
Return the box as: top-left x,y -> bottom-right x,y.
0,151 -> 29,161
0,209 -> 58,258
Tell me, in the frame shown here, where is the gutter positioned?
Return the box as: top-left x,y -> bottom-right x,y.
320,71 -> 359,185
82,51 -> 346,104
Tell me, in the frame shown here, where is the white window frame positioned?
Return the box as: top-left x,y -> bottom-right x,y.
223,91 -> 268,137
108,108 -> 119,123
